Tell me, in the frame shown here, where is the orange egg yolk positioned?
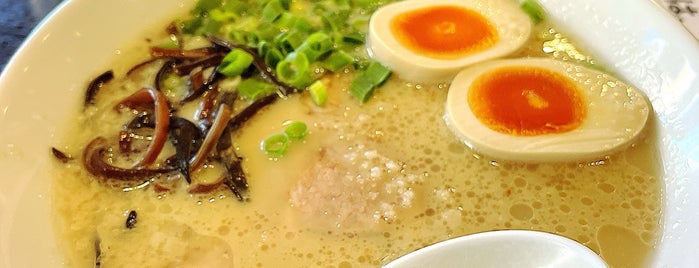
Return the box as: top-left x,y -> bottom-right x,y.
390,5 -> 499,59
467,66 -> 586,136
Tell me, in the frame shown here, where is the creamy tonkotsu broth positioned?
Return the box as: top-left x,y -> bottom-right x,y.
51,1 -> 661,267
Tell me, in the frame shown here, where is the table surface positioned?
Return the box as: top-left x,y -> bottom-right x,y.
0,0 -> 62,73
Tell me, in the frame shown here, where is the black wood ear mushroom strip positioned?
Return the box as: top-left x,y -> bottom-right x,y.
65,30 -> 315,200
84,70 -> 113,107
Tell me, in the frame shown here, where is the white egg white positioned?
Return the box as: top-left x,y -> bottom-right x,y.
444,58 -> 651,162
367,0 -> 532,83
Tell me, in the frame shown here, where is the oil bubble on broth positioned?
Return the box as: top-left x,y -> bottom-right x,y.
50,1 -> 661,267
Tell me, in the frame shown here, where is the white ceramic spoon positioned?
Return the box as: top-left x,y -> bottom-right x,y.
383,230 -> 608,268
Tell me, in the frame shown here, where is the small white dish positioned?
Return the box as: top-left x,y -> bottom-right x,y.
383,230 -> 607,268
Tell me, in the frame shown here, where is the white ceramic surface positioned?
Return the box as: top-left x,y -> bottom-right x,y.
1,0 -> 698,267
383,230 -> 607,268
538,1 -> 699,267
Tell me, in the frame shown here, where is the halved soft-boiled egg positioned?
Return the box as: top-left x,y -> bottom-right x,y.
444,58 -> 651,162
367,0 -> 532,83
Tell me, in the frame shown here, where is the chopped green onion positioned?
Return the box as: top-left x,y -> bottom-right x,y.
180,17 -> 203,34
278,0 -> 291,10
520,0 -> 545,24
274,12 -> 297,29
335,0 -> 351,6
181,0 -> 389,102
364,61 -> 392,87
320,8 -> 351,32
262,0 -> 286,22
274,13 -> 312,34
254,21 -> 283,41
350,61 -> 392,103
192,0 -> 222,14
276,52 -> 312,88
274,30 -> 307,53
264,48 -> 284,68
295,32 -> 333,62
229,30 -> 259,47
293,16 -> 313,34
352,0 -> 386,11
322,51 -> 354,72
209,9 -> 237,23
258,40 -> 284,67
320,14 -> 338,32
261,133 -> 290,157
308,80 -> 328,106
342,32 -> 365,45
219,49 -> 254,77
284,121 -> 308,139
237,79 -> 277,100
260,120 -> 308,157
222,1 -> 247,14
200,18 -> 223,35
349,74 -> 375,103
350,18 -> 370,32
257,40 -> 274,56
154,39 -> 179,49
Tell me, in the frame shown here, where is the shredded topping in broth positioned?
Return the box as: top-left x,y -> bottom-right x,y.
50,1 -> 661,267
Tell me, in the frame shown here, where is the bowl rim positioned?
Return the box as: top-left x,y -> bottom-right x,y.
2,0 -> 698,267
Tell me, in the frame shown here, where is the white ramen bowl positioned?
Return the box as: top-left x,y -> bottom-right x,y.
0,0 -> 698,267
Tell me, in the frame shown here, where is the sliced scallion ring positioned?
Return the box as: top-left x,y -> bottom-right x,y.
284,121 -> 308,139
350,61 -> 392,103
322,50 -> 354,72
308,80 -> 328,106
276,52 -> 312,88
237,79 -> 277,101
219,48 -> 254,77
295,32 -> 333,62
261,133 -> 290,157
